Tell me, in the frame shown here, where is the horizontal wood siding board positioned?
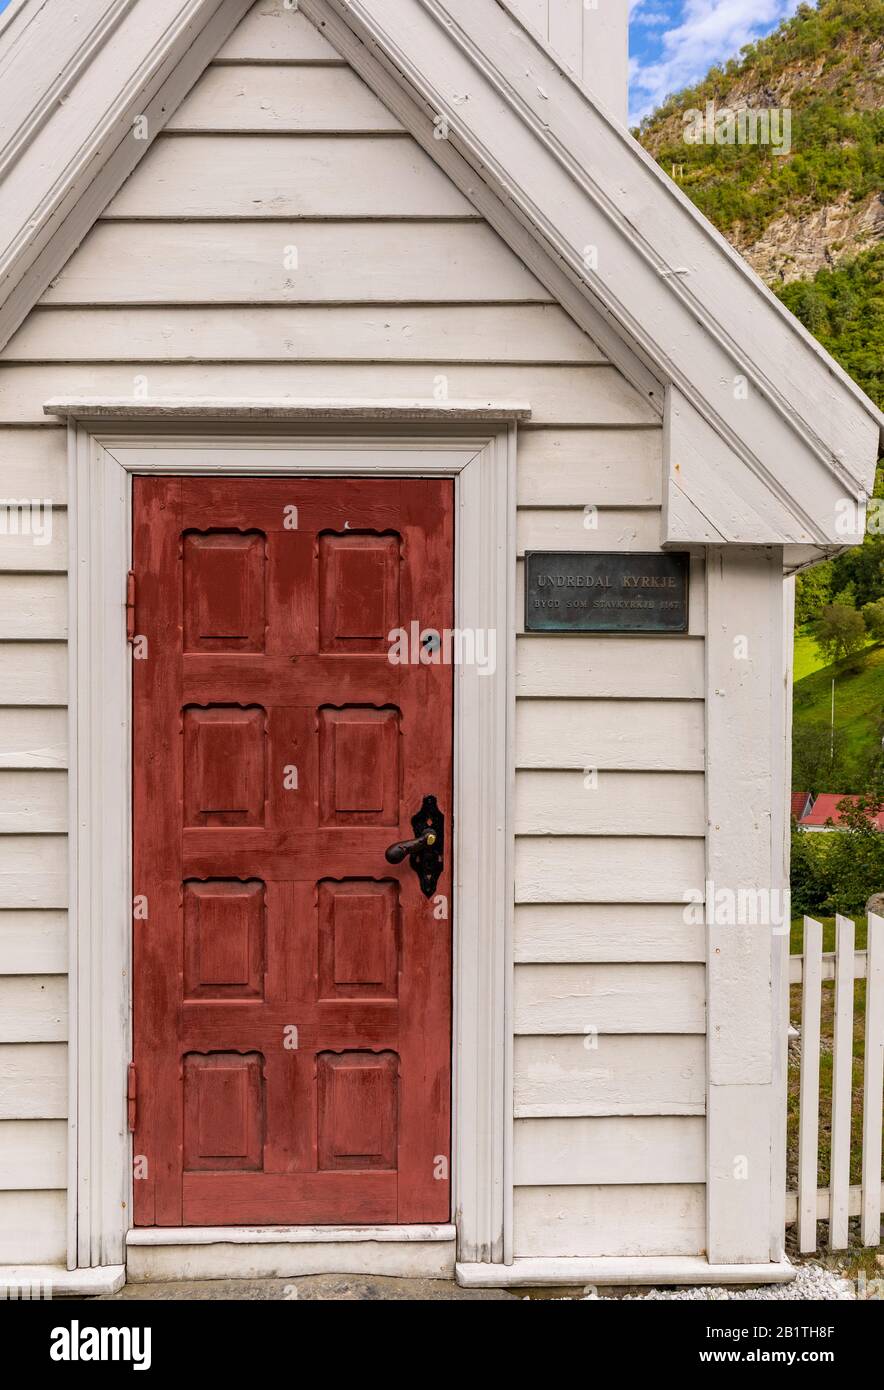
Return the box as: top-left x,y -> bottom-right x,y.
515,770 -> 704,836
516,507 -> 661,553
42,225 -> 550,305
516,427 -> 662,506
167,65 -> 404,132
6,305 -> 605,364
4,367 -> 654,427
516,700 -> 705,772
0,643 -> 66,704
515,636 -> 704,699
514,962 -> 706,1033
215,3 -> 343,62
0,1119 -> 66,1189
0,975 -> 67,1041
0,836 -> 67,909
513,1185 -> 706,1258
0,1189 -> 66,1263
0,911 -> 67,974
513,1034 -> 706,1117
103,135 -> 480,219
0,1043 -> 67,1118
514,904 -> 705,963
0,428 -> 68,500
0,575 -> 67,639
0,709 -> 68,769
0,510 -> 66,572
0,771 -> 67,833
514,1116 -> 705,1186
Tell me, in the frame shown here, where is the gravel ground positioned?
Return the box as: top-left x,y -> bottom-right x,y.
587,1265 -> 856,1301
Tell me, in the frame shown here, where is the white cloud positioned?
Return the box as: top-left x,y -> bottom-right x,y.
630,0 -> 803,124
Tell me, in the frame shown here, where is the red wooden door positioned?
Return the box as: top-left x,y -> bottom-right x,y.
132,477 -> 453,1226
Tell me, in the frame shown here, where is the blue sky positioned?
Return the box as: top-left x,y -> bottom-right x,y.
629,0 -> 804,123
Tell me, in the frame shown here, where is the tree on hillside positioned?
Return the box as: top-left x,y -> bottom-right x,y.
862,597 -> 884,641
795,562 -> 833,624
823,790 -> 884,914
813,602 -> 867,663
791,722 -> 850,793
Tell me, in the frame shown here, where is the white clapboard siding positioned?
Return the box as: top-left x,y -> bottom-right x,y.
514,963 -> 706,1033
168,65 -> 403,132
7,305 -> 603,364
0,709 -> 68,769
513,1185 -> 706,1258
0,911 -> 67,974
0,772 -> 67,833
0,429 -> 68,500
42,223 -> 547,304
517,427 -> 662,506
515,837 -> 705,904
0,837 -> 67,910
105,135 -> 479,219
0,575 -> 67,638
516,636 -> 704,699
0,508 -> 66,572
516,699 -> 704,771
0,643 -> 66,704
0,1120 -> 66,1189
0,1043 -> 67,1118
515,770 -> 704,836
514,1035 -> 706,1117
517,507 -> 661,553
514,1116 -> 705,1186
0,1190 -> 66,1263
0,976 -> 67,1042
514,903 -> 705,963
215,2 -> 342,62
516,554 -> 706,637
0,367 -> 653,429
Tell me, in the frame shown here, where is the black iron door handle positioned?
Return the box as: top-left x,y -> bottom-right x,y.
385,829 -> 437,864
384,794 -> 445,897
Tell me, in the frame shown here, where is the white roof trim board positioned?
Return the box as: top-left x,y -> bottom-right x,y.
4,0 -> 882,550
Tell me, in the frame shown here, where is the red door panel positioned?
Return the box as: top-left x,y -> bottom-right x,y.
132,476 -> 453,1226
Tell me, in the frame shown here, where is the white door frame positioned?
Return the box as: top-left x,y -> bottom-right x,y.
63,411 -> 518,1274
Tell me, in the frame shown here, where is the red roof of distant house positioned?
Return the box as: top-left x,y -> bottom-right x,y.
800,794 -> 884,830
791,792 -> 811,819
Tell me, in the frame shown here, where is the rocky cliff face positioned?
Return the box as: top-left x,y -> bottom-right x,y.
739,190 -> 884,284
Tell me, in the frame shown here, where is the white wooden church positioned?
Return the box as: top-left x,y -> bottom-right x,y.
0,0 -> 880,1293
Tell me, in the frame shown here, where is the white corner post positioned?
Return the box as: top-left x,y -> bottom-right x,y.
705,546 -> 786,1264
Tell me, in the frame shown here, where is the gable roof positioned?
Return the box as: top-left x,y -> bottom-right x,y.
791,792 -> 812,821
1,0 -> 881,552
800,794 -> 884,831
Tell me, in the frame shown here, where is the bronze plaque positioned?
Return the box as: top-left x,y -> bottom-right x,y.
524,551 -> 690,633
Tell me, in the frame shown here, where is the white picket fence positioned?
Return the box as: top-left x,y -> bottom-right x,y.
786,912 -> 884,1252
